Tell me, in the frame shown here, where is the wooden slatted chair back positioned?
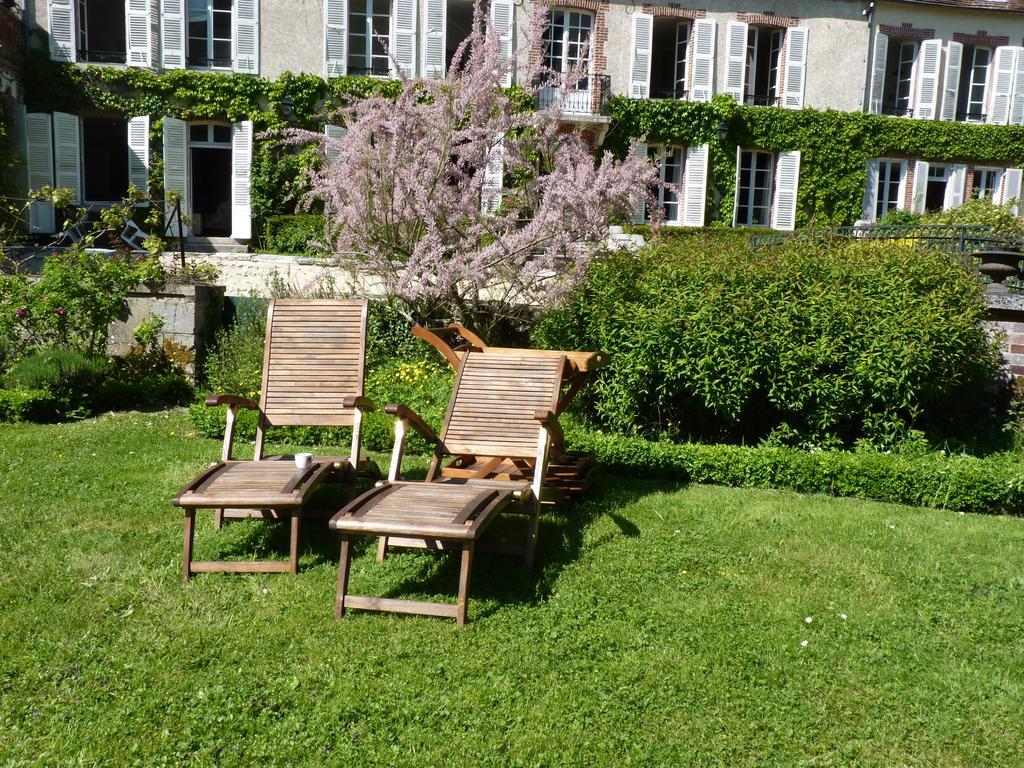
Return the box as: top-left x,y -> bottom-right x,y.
440,352 -> 565,459
260,299 -> 368,427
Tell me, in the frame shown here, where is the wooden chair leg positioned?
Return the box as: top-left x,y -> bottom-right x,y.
214,508 -> 224,529
524,503 -> 540,569
456,542 -> 474,628
376,536 -> 389,561
335,537 -> 353,619
182,511 -> 196,582
288,511 -> 302,574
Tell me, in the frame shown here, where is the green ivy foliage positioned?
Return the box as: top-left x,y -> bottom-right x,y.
602,94 -> 1024,227
20,55 -> 405,236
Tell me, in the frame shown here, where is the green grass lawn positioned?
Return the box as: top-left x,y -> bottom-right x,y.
2,410 -> 1024,767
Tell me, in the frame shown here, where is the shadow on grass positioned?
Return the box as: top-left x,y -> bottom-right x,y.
196,471 -> 687,618
363,474 -> 688,617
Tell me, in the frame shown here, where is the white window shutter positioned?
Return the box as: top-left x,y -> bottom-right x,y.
48,0 -> 76,62
869,31 -> 888,115
688,19 -> 716,102
422,0 -> 445,79
233,0 -> 259,74
324,123 -> 347,165
52,112 -> 81,204
481,138 -> 504,215
162,116 -> 190,236
771,150 -> 800,231
988,46 -> 1016,125
1010,47 -> 1024,126
913,39 -> 942,120
630,13 -> 653,99
724,21 -> 748,102
127,116 -> 150,195
231,121 -> 253,240
490,0 -> 514,88
910,160 -> 929,213
8,105 -> 28,202
161,0 -> 185,69
391,0 -> 417,78
26,113 -> 56,234
781,27 -> 808,110
631,142 -> 648,224
732,145 -> 742,227
682,143 -> 709,228
324,0 -> 347,77
939,42 -> 962,122
944,164 -> 966,210
862,159 -> 880,221
125,0 -> 151,66
1002,168 -> 1023,215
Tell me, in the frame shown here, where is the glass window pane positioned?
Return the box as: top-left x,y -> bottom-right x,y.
213,125 -> 231,143
213,39 -> 231,62
189,124 -> 207,142
212,10 -> 230,39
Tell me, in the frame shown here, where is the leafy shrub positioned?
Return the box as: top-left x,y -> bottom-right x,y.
6,347 -> 111,402
0,248 -> 158,355
566,426 -> 1024,516
0,387 -> 60,422
263,214 -> 328,255
535,238 -> 1003,448
921,197 -> 1024,240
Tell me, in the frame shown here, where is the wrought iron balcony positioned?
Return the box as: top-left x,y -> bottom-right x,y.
651,86 -> 688,100
957,110 -> 987,123
881,99 -> 914,117
346,66 -> 392,77
81,49 -> 127,64
534,73 -> 611,116
744,93 -> 781,107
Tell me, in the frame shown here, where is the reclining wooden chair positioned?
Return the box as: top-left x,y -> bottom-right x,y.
174,299 -> 378,580
412,324 -> 606,502
329,350 -> 566,626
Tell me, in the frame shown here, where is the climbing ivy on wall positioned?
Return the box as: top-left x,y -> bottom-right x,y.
18,52 -> 1024,234
601,94 -> 1024,227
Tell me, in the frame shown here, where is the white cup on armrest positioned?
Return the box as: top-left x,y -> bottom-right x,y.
295,452 -> 313,469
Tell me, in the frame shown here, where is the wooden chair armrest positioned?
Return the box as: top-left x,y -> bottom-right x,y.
343,395 -> 376,413
205,394 -> 259,410
534,409 -> 565,453
384,403 -> 439,444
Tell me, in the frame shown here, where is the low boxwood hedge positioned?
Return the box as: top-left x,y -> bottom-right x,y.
566,427 -> 1024,516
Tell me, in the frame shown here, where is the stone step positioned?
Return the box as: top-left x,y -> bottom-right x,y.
178,237 -> 250,254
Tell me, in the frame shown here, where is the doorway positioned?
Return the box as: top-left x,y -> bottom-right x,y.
189,123 -> 232,236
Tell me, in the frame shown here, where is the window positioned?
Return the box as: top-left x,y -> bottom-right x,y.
77,0 -> 126,63
887,40 -> 918,116
745,26 -> 784,105
736,149 -> 773,227
187,0 -> 232,67
973,167 -> 1003,199
639,145 -> 684,224
540,9 -> 593,111
82,116 -> 129,202
875,159 -> 905,219
645,18 -> 688,99
958,45 -> 991,121
348,0 -> 391,75
870,33 -> 942,119
924,164 -> 949,212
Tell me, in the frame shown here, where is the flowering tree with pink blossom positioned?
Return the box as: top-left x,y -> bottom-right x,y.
304,1 -> 656,336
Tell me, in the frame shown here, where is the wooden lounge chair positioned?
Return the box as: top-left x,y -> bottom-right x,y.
411,324 -> 606,502
329,350 -> 566,626
174,299 -> 378,580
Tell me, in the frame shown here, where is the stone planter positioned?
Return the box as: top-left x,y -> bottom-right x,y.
107,281 -> 225,376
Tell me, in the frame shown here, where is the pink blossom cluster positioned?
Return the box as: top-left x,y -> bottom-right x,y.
295,1 -> 656,328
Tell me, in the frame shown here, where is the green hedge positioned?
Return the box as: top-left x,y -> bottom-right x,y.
566,427 -> 1024,516
263,214 -> 327,255
535,236 -> 1003,449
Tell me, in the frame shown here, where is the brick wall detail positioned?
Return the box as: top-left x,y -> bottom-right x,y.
880,22 -> 937,39
953,31 -> 1010,47
642,5 -> 706,19
737,12 -> 799,28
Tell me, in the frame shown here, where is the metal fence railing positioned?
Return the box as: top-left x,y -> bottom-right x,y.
749,224 -> 1024,272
